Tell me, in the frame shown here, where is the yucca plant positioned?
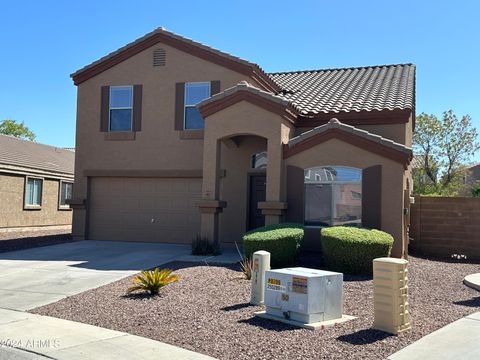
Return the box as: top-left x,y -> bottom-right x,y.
240,257 -> 253,280
127,268 -> 179,295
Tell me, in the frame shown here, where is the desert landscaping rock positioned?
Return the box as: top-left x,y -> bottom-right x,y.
32,256 -> 480,360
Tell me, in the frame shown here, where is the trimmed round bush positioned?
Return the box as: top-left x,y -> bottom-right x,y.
321,226 -> 394,275
243,223 -> 304,267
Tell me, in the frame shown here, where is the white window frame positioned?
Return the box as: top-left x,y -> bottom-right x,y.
109,85 -> 133,132
58,180 -> 73,210
24,176 -> 43,209
184,82 -> 210,130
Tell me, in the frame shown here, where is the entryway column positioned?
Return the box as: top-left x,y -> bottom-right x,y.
198,138 -> 225,243
262,138 -> 286,225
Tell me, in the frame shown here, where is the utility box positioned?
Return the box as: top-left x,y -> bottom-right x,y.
250,251 -> 271,305
264,267 -> 343,324
373,257 -> 411,335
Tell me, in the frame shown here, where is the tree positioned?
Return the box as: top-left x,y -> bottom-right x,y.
413,110 -> 479,196
0,119 -> 36,141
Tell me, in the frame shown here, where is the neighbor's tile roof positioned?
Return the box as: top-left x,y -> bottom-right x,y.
269,64 -> 415,115
0,134 -> 74,175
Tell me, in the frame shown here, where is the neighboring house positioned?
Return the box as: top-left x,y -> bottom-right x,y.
0,134 -> 74,230
466,163 -> 480,184
70,27 -> 415,257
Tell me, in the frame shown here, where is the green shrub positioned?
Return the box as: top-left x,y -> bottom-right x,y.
243,223 -> 304,267
321,226 -> 394,275
191,235 -> 221,256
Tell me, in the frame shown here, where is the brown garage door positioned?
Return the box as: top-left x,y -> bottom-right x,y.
88,177 -> 201,243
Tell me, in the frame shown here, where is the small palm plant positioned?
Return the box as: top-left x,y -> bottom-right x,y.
240,257 -> 253,280
127,268 -> 179,295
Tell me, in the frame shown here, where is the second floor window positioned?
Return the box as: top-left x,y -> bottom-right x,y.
109,86 -> 133,131
184,82 -> 210,129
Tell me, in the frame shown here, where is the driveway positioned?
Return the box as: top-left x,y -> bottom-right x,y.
0,240 -> 191,311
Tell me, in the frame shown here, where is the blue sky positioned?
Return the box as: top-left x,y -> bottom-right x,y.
1,0 -> 479,154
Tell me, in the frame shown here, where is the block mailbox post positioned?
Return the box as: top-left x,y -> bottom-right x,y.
373,257 -> 411,335
250,251 -> 271,305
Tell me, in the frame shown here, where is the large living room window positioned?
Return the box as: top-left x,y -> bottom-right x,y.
109,86 -> 133,131
184,82 -> 210,129
304,166 -> 362,226
25,177 -> 43,208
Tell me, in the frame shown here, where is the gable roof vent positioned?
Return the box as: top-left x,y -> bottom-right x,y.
153,48 -> 166,67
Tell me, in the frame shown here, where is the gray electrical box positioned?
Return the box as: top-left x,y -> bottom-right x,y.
264,267 -> 343,324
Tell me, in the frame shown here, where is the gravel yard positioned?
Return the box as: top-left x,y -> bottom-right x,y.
0,229 -> 73,253
32,256 -> 479,360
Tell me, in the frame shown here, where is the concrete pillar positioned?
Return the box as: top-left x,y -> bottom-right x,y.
199,137 -> 225,244
373,257 -> 411,335
264,138 -> 284,225
250,251 -> 271,305
201,138 -> 221,200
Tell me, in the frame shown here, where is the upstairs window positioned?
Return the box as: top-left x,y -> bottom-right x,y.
59,181 -> 73,208
25,177 -> 43,207
109,86 -> 133,131
184,82 -> 210,129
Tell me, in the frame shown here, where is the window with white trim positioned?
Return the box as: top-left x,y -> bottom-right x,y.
59,181 -> 73,208
109,86 -> 133,131
25,177 -> 43,207
184,82 -> 210,129
304,166 -> 362,226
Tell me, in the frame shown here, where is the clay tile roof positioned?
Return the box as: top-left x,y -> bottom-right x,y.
269,63 -> 415,115
288,118 -> 412,155
199,81 -> 291,108
0,134 -> 74,176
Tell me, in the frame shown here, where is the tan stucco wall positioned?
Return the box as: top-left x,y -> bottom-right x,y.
284,138 -> 407,257
73,42 -> 261,239
0,173 -> 72,228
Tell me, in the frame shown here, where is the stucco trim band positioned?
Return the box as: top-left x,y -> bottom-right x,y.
258,201 -> 288,216
83,169 -> 226,178
197,200 -> 227,214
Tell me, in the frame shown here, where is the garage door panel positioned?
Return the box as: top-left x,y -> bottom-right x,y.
89,177 -> 201,243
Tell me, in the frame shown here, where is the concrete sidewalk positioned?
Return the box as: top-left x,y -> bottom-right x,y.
0,309 -> 215,359
388,312 -> 480,360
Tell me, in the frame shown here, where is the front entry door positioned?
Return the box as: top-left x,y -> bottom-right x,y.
248,174 -> 266,230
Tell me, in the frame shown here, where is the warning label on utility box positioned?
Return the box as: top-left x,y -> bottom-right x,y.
292,276 -> 308,294
267,278 -> 286,292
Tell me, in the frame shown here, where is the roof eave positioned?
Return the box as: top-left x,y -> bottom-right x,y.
71,28 -> 281,93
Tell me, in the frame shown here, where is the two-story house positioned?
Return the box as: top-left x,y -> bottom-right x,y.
70,27 -> 414,257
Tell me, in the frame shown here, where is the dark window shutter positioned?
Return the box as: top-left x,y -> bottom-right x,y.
100,86 -> 110,132
174,82 -> 185,130
211,80 -> 221,96
362,165 -> 382,229
286,165 -> 305,223
132,84 -> 142,131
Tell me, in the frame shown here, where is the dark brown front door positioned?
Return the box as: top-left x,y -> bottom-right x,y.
248,174 -> 266,230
